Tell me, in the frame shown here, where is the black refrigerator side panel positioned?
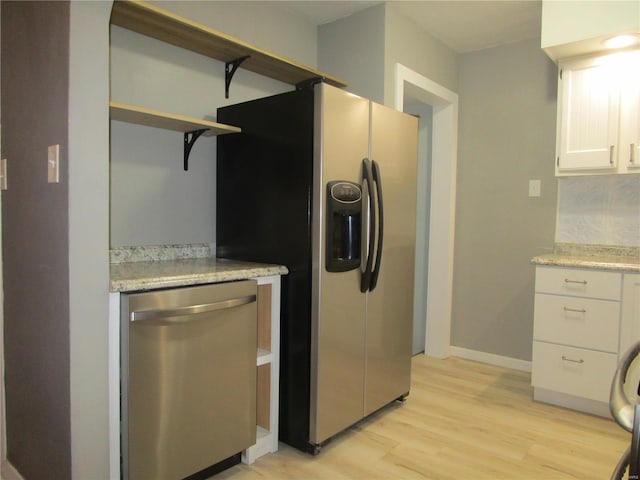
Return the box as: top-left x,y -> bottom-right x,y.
217,89 -> 315,451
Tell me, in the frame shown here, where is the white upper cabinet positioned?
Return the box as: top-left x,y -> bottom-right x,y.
557,50 -> 640,175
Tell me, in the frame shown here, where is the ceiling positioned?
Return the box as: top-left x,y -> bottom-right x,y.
274,1 -> 542,54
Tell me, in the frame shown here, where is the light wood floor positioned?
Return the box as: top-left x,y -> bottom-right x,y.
217,355 -> 629,479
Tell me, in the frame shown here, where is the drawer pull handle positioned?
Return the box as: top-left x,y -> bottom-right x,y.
564,278 -> 587,285
562,355 -> 584,364
563,306 -> 586,313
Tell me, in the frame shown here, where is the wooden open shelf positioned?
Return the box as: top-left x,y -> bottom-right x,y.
110,0 -> 348,90
109,101 -> 241,136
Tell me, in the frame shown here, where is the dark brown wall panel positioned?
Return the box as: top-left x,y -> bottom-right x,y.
1,2 -> 71,478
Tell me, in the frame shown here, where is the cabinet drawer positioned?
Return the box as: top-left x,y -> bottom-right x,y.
535,266 -> 622,300
533,294 -> 620,352
532,341 -> 618,402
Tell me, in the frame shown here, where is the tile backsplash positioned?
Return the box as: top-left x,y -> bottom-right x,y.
555,175 -> 640,247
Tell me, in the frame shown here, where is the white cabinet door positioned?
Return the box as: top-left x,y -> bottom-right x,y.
619,52 -> 640,173
557,55 -> 620,172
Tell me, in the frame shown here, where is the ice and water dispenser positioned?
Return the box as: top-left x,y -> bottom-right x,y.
326,181 -> 362,272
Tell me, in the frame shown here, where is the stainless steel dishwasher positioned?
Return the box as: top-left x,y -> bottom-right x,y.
120,280 -> 257,480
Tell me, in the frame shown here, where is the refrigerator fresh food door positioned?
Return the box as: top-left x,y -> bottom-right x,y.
310,83 -> 370,444
364,102 -> 418,416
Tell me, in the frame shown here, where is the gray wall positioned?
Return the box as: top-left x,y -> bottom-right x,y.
318,3 -> 458,107
148,0 -> 318,67
318,4 -> 386,103
110,1 -> 318,247
384,3 -> 458,103
1,2 -> 72,478
452,38 -> 558,361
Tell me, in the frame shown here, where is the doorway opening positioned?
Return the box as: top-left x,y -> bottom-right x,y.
405,104 -> 432,355
394,64 -> 458,359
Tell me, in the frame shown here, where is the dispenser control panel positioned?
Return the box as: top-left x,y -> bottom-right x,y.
330,182 -> 362,203
326,181 -> 362,272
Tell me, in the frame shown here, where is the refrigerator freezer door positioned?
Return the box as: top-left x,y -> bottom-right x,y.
310,84 -> 370,444
364,102 -> 418,416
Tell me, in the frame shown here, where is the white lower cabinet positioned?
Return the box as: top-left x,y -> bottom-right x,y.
619,274 -> 640,404
532,265 -> 622,416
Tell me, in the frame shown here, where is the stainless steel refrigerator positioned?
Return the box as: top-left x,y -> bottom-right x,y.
217,82 -> 417,453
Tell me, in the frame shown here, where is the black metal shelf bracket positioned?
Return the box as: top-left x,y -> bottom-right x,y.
225,56 -> 250,98
183,129 -> 207,171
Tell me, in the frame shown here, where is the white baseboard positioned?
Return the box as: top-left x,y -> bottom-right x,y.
533,387 -> 611,418
1,459 -> 24,480
449,346 -> 532,372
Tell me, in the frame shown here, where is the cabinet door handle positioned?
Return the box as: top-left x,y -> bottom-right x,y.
610,145 -> 615,165
564,278 -> 587,285
562,355 -> 584,364
631,143 -> 637,165
563,306 -> 587,313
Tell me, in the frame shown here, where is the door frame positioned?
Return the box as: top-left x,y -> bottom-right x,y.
394,64 -> 458,359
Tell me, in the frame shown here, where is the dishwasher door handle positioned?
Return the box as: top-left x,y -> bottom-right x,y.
130,294 -> 257,322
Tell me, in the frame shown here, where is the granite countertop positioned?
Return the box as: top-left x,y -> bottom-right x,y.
531,243 -> 640,273
109,244 -> 288,292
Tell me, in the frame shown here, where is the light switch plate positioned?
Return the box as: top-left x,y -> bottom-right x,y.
528,179 -> 541,197
48,144 -> 59,183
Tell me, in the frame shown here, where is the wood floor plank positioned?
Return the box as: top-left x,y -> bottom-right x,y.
215,355 -> 630,479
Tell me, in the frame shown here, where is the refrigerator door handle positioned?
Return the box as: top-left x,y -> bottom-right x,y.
369,160 -> 384,291
361,158 -> 376,293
